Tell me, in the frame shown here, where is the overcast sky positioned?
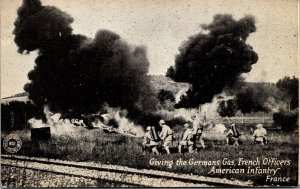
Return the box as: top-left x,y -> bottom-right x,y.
1,0 -> 298,98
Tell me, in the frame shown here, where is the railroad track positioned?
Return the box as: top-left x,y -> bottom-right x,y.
1,154 -> 253,187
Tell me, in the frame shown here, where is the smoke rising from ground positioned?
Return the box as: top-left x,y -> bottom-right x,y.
167,14 -> 258,108
102,105 -> 145,137
14,0 -> 157,121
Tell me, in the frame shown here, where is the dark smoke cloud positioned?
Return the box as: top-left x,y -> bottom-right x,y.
14,0 -> 74,53
167,14 -> 258,108
14,0 -> 157,121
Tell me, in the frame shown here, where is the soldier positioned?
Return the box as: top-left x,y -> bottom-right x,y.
142,126 -> 160,155
178,123 -> 194,153
252,124 -> 267,145
159,120 -> 173,154
225,123 -> 241,146
191,115 -> 205,150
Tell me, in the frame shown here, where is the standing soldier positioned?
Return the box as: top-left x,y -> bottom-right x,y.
159,120 -> 173,154
252,124 -> 267,145
191,115 -> 206,150
178,123 -> 194,153
142,126 -> 160,155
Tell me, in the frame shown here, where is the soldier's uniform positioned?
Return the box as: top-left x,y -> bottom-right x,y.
142,126 -> 159,155
192,117 -> 206,149
252,124 -> 267,145
178,123 -> 194,153
226,124 -> 241,146
159,120 -> 173,154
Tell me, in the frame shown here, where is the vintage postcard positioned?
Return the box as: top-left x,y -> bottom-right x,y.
1,0 -> 299,187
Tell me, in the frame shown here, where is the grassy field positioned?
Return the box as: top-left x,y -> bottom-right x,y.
1,123 -> 298,186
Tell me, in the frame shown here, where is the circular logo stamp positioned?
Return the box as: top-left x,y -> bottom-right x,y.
3,134 -> 22,154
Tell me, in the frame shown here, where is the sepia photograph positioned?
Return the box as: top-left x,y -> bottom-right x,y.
1,0 -> 299,187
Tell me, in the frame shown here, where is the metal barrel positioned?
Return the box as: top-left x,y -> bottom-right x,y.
151,126 -> 159,141
232,124 -> 239,137
31,127 -> 51,141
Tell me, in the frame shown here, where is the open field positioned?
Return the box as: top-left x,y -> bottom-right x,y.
1,122 -> 298,186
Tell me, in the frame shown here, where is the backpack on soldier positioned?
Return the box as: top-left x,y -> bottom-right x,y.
151,126 -> 160,142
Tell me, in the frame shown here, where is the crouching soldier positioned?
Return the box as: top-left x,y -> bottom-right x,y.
142,126 -> 160,155
159,120 -> 174,154
178,123 -> 194,153
226,124 -> 242,146
252,124 -> 267,145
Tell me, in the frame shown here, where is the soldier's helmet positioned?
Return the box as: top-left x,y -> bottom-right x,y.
256,124 -> 263,128
159,120 -> 165,125
184,123 -> 190,128
146,126 -> 152,131
230,123 -> 236,128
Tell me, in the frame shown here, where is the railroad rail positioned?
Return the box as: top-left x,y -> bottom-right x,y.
1,154 -> 253,187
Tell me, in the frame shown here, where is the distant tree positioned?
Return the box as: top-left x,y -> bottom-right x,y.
165,66 -> 175,78
235,82 -> 284,114
217,99 -> 238,118
273,109 -> 298,132
1,101 -> 43,131
276,76 -> 299,110
157,89 -> 175,103
157,89 -> 175,111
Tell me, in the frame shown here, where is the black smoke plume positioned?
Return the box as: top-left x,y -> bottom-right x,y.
14,0 -> 158,123
167,14 -> 258,108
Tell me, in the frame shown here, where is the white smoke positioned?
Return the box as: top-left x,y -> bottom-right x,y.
174,92 -> 234,121
28,106 -> 87,136
28,114 -> 86,136
28,105 -> 145,137
160,91 -> 236,141
175,87 -> 190,103
264,97 -> 288,113
102,105 -> 145,137
202,123 -> 227,141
